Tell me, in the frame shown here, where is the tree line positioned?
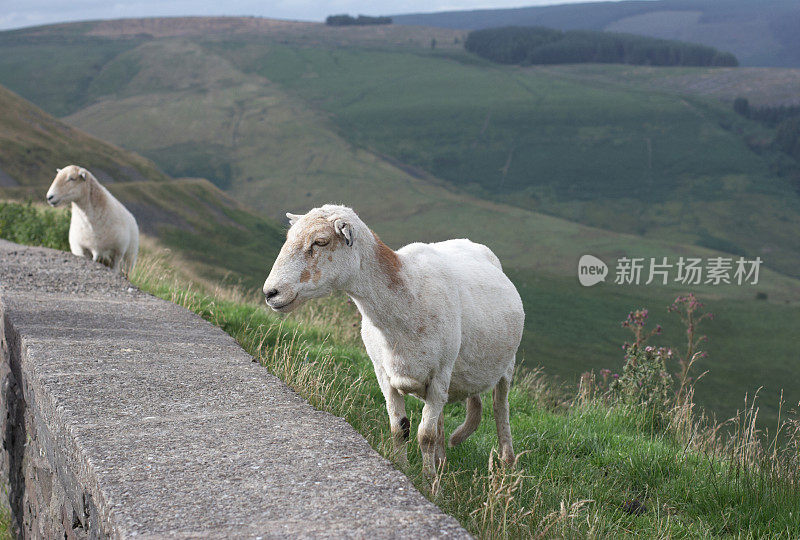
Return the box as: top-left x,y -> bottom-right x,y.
734,97 -> 800,127
464,26 -> 738,67
734,97 -> 800,162
325,14 -> 392,26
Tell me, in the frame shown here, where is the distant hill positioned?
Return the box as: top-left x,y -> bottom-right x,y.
0,84 -> 169,186
392,0 -> 800,67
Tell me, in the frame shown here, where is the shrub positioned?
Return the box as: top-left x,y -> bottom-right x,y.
0,200 -> 70,251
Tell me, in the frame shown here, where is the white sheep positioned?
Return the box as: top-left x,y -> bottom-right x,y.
262,204 -> 524,477
46,165 -> 139,276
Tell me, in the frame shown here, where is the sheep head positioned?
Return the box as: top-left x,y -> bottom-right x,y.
263,205 -> 359,313
46,165 -> 89,207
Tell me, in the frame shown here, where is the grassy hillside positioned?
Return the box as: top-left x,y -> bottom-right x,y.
0,18 -> 463,119
194,43 -> 800,279
1,20 -> 799,427
392,0 -> 800,68
532,64 -> 800,107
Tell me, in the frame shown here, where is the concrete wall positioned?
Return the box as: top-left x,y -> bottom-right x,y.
0,240 -> 469,539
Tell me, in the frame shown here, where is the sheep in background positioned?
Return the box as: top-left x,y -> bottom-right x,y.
262,204 -> 524,477
46,165 -> 139,276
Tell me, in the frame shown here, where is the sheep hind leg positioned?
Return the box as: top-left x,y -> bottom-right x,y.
493,375 -> 516,465
449,395 -> 482,447
111,254 -> 123,274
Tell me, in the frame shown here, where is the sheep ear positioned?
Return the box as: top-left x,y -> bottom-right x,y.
78,170 -> 87,181
286,212 -> 302,226
334,218 -> 354,247
56,168 -> 62,174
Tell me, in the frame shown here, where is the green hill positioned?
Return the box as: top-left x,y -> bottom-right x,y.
199,43 -> 800,280
1,19 -> 799,427
392,0 -> 800,68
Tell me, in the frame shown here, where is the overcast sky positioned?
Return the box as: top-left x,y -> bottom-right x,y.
0,0 -> 606,31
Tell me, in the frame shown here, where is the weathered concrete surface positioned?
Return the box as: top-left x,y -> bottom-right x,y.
0,240 -> 469,539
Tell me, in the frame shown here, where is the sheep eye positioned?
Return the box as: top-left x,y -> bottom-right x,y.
314,238 -> 329,247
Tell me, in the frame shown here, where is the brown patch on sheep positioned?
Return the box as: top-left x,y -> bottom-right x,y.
287,218 -> 342,284
372,231 -> 403,290
293,218 -> 342,257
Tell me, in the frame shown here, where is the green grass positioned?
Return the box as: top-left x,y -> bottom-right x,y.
0,505 -> 10,540
106,179 -> 287,289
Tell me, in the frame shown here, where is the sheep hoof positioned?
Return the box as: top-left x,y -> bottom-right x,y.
394,453 -> 409,468
500,447 -> 516,466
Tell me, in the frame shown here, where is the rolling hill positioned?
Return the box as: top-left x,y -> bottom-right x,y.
0,18 -> 799,427
392,0 -> 800,68
0,84 -> 168,186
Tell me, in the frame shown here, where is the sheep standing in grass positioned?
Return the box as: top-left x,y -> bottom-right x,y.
262,204 -> 524,477
46,165 -> 139,276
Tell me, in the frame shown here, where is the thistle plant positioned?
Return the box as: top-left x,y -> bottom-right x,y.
668,293 -> 713,402
621,308 -> 662,351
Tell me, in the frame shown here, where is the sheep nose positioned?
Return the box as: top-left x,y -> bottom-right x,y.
264,288 -> 279,300
46,194 -> 54,202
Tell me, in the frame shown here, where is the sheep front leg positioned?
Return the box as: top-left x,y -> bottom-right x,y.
111,254 -> 122,274
418,398 -> 446,478
376,370 -> 409,465
386,388 -> 409,466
